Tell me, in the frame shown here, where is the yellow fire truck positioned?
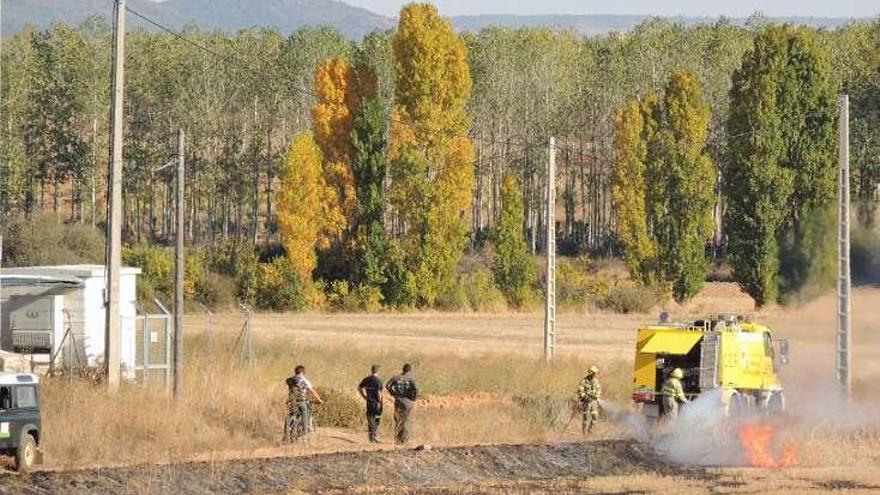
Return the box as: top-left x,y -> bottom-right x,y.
632,315 -> 789,418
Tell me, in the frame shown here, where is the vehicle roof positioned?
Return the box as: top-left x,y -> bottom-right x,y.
0,373 -> 40,386
639,320 -> 772,333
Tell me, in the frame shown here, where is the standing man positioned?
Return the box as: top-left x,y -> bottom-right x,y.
358,364 -> 384,443
386,363 -> 419,445
577,365 -> 602,434
661,368 -> 689,417
284,365 -> 323,442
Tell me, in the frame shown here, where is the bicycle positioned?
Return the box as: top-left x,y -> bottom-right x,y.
283,400 -> 317,444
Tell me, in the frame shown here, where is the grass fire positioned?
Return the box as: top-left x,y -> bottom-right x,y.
737,422 -> 799,468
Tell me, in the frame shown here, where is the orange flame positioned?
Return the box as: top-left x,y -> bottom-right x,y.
737,423 -> 798,468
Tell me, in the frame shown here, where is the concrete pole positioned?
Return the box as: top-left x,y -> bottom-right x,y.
105,0 -> 126,391
173,128 -> 185,400
544,137 -> 557,362
837,95 -> 852,398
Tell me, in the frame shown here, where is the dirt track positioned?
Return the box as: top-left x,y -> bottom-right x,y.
0,440 -> 676,495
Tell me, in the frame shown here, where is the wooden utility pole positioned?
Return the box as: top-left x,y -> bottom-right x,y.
544,137 -> 556,362
837,95 -> 852,398
105,0 -> 126,391
173,128 -> 185,400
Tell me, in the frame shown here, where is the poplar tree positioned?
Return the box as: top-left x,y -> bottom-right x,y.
613,73 -> 714,302
654,73 -> 715,301
726,26 -> 836,305
276,132 -> 343,283
350,98 -> 389,291
389,3 -> 475,306
612,98 -> 659,285
311,58 -> 365,241
492,175 -> 534,308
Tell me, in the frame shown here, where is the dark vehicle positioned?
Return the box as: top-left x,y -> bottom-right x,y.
0,373 -> 42,472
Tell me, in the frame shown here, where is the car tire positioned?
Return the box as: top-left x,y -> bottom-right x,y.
14,433 -> 37,473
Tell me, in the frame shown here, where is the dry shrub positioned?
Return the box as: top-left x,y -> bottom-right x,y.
599,284 -> 659,314
312,387 -> 364,428
512,395 -> 573,429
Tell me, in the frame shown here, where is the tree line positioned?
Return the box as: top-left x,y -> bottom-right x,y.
1,5 -> 878,309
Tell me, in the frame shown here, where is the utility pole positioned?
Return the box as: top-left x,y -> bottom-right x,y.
173,128 -> 185,400
544,137 -> 556,362
105,0 -> 126,391
1,236 -> 4,337
837,95 -> 852,398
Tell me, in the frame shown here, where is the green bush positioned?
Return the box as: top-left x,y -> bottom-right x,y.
598,284 -> 659,314
123,245 -> 173,302
352,284 -> 384,312
204,240 -> 259,303
852,225 -> 880,285
197,272 -> 236,309
1,212 -> 104,266
436,266 -> 507,312
556,256 -> 610,310
325,279 -> 352,311
253,257 -> 306,311
461,267 -> 508,312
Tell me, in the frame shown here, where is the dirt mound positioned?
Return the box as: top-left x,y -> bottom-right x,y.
0,440 -> 678,495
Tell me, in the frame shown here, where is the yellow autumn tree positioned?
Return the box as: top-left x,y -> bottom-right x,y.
388,3 -> 475,306
276,132 -> 344,283
612,97 -> 659,285
312,59 -> 359,232
311,59 -> 378,251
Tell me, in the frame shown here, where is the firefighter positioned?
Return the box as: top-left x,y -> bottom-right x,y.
661,368 -> 689,417
577,365 -> 601,434
386,363 -> 419,445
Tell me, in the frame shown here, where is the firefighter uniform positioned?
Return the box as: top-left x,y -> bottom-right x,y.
577,366 -> 601,434
661,368 -> 688,417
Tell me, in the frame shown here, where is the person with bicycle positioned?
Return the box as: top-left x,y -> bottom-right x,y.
284,365 -> 323,442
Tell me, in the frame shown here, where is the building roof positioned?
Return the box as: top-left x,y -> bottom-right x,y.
0,373 -> 39,386
2,264 -> 142,278
0,274 -> 84,288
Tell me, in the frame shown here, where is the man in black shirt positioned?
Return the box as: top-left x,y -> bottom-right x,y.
358,364 -> 384,443
386,363 -> 419,445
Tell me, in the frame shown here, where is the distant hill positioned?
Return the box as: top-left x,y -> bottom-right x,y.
1,0 -> 394,39
448,14 -> 860,36
1,0 -> 865,39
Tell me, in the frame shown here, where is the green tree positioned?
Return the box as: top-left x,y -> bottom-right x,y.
653,72 -> 715,301
492,175 -> 534,308
613,73 -> 714,302
350,98 -> 389,292
725,26 -> 837,306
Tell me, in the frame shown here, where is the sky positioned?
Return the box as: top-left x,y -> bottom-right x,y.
339,0 -> 878,18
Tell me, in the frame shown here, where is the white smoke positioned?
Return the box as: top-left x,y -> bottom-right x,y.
649,389 -> 745,466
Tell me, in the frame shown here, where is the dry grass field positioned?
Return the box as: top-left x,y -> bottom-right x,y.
5,282 -> 879,494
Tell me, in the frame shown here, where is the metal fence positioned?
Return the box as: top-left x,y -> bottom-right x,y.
129,298 -> 171,388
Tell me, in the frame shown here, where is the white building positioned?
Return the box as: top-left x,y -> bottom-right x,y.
0,265 -> 141,377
